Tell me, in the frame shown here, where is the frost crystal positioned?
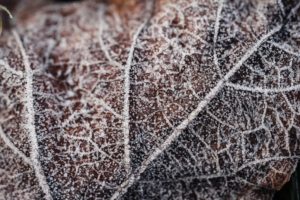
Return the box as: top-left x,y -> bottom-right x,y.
0,0 -> 300,199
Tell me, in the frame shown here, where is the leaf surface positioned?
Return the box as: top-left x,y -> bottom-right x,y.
0,0 -> 300,199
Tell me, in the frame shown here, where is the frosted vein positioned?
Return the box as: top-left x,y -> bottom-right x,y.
0,126 -> 32,165
111,21 -> 282,200
13,30 -> 53,200
123,19 -> 149,174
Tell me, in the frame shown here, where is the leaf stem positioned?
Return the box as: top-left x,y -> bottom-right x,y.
0,5 -> 13,35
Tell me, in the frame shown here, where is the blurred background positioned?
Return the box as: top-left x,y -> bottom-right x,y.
274,164 -> 300,200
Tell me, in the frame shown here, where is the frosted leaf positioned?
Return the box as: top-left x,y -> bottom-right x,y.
0,0 -> 299,199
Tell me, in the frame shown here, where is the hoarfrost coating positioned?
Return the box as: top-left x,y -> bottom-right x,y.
0,0 -> 300,199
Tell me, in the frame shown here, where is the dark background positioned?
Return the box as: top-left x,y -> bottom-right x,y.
274,164 -> 300,200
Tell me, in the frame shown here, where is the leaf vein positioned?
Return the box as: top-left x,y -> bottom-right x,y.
13,30 -> 53,200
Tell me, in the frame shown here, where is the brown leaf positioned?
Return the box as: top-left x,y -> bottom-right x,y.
0,0 -> 300,199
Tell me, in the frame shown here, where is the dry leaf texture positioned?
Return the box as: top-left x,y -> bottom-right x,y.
0,0 -> 300,199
